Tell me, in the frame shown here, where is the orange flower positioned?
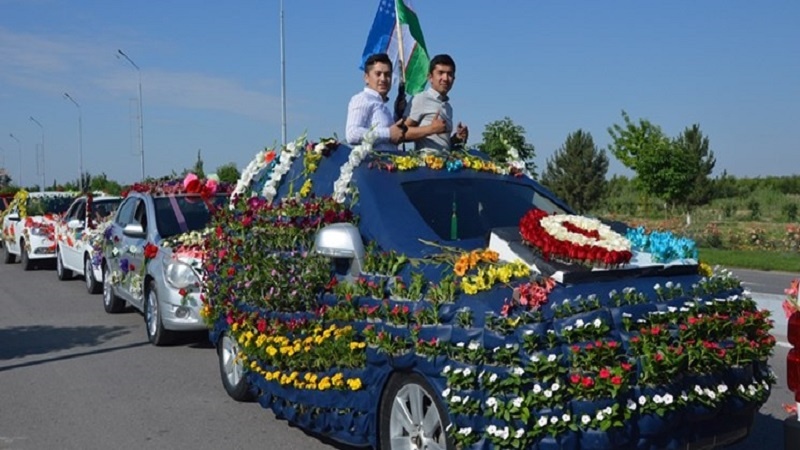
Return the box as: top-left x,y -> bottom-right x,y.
454,259 -> 469,277
265,150 -> 277,163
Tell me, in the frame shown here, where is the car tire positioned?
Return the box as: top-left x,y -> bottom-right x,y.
85,255 -> 101,294
145,281 -> 173,346
3,242 -> 15,264
102,263 -> 125,313
218,331 -> 255,401
379,372 -> 452,450
20,240 -> 33,271
56,248 -> 73,280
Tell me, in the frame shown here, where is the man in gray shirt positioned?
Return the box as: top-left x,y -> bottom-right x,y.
403,54 -> 469,152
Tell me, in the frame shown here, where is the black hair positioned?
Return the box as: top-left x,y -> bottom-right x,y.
429,54 -> 456,74
364,53 -> 392,73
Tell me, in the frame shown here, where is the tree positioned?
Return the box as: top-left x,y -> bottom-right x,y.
607,111 -> 693,209
478,117 -> 537,176
215,163 -> 240,184
89,172 -> 122,196
674,124 -> 715,207
540,130 -> 608,214
183,149 -> 206,178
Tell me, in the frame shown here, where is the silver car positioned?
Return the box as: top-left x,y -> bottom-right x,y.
101,191 -> 225,345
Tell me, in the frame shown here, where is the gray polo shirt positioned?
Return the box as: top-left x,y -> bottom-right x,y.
406,88 -> 453,152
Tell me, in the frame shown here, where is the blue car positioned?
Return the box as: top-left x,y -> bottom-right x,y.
204,138 -> 773,450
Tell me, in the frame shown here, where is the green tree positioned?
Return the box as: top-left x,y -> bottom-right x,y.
89,173 -> 122,195
215,163 -> 240,184
607,111 -> 693,209
478,117 -> 536,176
183,149 -> 206,178
540,130 -> 608,214
674,124 -> 715,207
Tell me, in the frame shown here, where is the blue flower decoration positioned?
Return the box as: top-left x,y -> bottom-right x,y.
446,159 -> 463,172
120,258 -> 130,274
625,226 -> 697,263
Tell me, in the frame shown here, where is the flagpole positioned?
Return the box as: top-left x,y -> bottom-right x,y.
280,0 -> 287,147
394,0 -> 407,84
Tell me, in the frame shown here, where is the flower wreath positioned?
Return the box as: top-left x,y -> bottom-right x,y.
519,208 -> 632,267
124,173 -> 230,200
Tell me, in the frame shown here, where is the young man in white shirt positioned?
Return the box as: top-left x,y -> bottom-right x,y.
346,53 -> 407,151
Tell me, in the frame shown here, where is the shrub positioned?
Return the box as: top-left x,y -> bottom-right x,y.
784,203 -> 798,222
747,200 -> 761,220
722,202 -> 735,219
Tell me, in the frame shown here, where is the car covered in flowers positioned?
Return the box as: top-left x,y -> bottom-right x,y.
55,193 -> 122,293
1,190 -> 76,270
203,135 -> 775,450
101,176 -> 228,345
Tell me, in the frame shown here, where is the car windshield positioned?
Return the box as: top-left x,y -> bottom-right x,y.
26,196 -> 74,216
402,178 -> 566,241
92,199 -> 121,219
153,194 -> 227,239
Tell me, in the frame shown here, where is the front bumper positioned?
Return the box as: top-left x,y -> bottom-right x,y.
159,288 -> 206,331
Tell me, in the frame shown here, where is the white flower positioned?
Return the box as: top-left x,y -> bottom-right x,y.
457,427 -> 472,436
627,399 -> 637,410
551,383 -> 560,391
511,397 -> 523,408
515,428 -> 525,439
512,367 -> 524,376
533,384 -> 542,394
550,416 -> 558,425
538,416 -> 548,427
717,384 -> 728,394
663,394 -> 674,405
593,318 -> 602,328
489,373 -> 498,383
450,395 -> 462,403
581,415 -> 591,425
456,342 -> 465,348
596,411 -> 605,421
442,388 -> 450,398
575,319 -> 585,328
463,368 -> 472,377
638,396 -> 647,406
486,425 -> 497,435
653,283 -> 661,290
530,354 -> 540,363
468,341 -> 480,351
653,395 -> 663,404
499,427 -> 509,440
544,390 -> 553,398
562,413 -> 570,422
443,365 -> 451,374
547,354 -> 556,362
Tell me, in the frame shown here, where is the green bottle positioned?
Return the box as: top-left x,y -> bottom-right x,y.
450,199 -> 458,240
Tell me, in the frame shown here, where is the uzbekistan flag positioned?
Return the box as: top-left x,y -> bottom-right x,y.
360,0 -> 430,95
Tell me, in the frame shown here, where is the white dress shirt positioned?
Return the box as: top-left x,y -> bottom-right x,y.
346,87 -> 397,151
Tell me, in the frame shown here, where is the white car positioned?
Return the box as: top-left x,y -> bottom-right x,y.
55,194 -> 122,293
2,191 -> 76,270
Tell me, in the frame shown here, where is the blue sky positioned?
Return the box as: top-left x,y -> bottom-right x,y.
1,0 -> 797,187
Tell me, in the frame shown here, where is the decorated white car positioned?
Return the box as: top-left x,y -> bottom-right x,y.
55,193 -> 122,293
100,176 -> 229,345
1,190 -> 76,270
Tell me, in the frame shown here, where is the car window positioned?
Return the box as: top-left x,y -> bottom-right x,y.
26,196 -> 74,216
133,200 -> 147,231
92,199 -> 121,220
402,178 -> 566,241
66,198 -> 86,222
115,198 -> 137,226
153,194 -> 226,239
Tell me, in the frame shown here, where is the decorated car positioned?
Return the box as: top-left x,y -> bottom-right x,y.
101,175 -> 229,345
55,193 -> 122,293
1,190 -> 77,270
203,135 -> 775,450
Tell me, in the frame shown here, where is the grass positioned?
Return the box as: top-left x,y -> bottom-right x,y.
698,248 -> 800,272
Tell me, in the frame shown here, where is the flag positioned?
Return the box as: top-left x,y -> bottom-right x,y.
360,0 -> 430,95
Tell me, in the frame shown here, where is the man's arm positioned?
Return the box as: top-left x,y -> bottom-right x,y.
346,95 -> 402,144
403,112 -> 448,141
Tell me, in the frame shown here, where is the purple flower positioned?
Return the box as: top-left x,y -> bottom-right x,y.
120,258 -> 129,274
103,226 -> 114,240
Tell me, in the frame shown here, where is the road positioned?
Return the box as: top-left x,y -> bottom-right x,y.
0,263 -> 794,450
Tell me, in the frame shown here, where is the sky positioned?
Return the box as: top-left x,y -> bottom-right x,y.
0,0 -> 798,188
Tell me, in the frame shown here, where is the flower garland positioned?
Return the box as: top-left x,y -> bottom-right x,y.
231,134 -> 307,204
625,226 -> 698,263
519,208 -> 632,267
370,151 -> 527,177
125,173 -> 229,199
332,132 -> 375,204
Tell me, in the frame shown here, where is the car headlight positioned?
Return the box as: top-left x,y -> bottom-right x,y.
164,261 -> 200,289
30,227 -> 48,236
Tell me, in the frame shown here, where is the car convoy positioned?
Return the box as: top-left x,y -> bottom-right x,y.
0,138 -> 780,450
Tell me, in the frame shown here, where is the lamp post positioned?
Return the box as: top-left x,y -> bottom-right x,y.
9,133 -> 22,188
117,49 -> 145,181
29,116 -> 44,192
63,92 -> 84,192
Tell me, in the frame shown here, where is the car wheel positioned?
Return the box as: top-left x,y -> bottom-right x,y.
102,263 -> 125,313
20,240 -> 33,271
218,331 -> 255,402
145,281 -> 173,346
56,248 -> 73,280
85,256 -> 101,294
379,372 -> 452,450
3,242 -> 15,264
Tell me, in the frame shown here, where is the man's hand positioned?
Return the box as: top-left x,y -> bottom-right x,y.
429,112 -> 448,135
454,122 -> 469,144
389,119 -> 407,144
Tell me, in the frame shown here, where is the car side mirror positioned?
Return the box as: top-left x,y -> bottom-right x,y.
122,223 -> 146,238
67,219 -> 84,230
313,223 -> 364,279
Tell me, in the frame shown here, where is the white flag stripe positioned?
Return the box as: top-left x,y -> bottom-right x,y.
386,24 -> 419,82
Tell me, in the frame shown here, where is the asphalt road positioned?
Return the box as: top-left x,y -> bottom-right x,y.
0,262 -> 794,450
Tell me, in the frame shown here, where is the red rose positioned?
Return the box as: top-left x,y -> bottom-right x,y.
611,376 -> 622,386
144,243 -> 159,260
178,288 -> 187,297
598,368 -> 611,379
581,377 -> 594,388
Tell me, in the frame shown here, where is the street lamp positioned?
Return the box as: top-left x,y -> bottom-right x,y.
63,92 -> 84,192
9,133 -> 22,187
29,116 -> 45,192
117,49 -> 145,181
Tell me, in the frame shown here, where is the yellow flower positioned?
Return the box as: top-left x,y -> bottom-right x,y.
299,179 -> 313,197
232,322 -> 240,332
266,346 -> 277,357
698,261 -> 712,277
347,378 -> 363,391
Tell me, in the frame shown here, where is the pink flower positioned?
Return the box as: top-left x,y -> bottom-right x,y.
183,173 -> 200,193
